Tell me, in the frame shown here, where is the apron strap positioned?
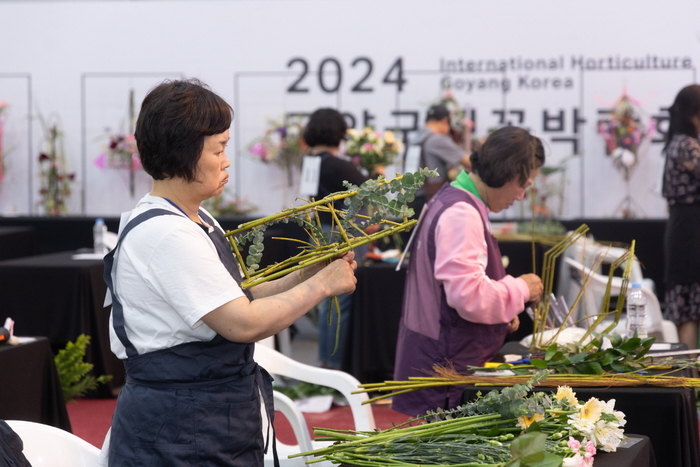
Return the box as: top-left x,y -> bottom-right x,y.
103,209 -> 179,358
257,366 -> 280,467
198,210 -> 254,301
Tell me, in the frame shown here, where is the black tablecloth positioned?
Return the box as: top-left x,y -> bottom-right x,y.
0,227 -> 35,261
343,263 -> 406,384
0,252 -> 123,397
0,337 -> 71,431
461,385 -> 696,467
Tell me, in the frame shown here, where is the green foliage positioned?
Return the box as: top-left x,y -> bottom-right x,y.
54,334 -> 112,403
231,169 -> 437,276
502,333 -> 655,376
425,372 -> 556,424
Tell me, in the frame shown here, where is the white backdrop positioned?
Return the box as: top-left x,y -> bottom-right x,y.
0,0 -> 698,218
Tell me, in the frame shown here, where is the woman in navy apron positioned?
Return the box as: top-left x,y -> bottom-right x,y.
393,126 -> 546,417
104,79 -> 358,466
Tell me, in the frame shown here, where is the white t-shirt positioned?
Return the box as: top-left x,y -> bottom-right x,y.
107,195 -> 245,359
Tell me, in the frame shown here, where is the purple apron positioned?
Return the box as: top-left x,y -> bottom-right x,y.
393,184 -> 509,417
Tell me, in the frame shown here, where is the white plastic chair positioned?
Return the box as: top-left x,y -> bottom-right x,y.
256,337 -> 376,466
563,257 -> 678,342
557,234 -> 655,309
5,420 -> 100,467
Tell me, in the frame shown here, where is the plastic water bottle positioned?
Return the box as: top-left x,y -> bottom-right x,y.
626,283 -> 647,338
93,218 -> 107,255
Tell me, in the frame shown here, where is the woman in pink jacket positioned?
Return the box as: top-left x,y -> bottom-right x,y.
393,126 -> 545,417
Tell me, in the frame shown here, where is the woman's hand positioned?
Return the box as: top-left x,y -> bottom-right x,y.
519,273 -> 543,303
314,251 -> 357,296
508,315 -> 520,333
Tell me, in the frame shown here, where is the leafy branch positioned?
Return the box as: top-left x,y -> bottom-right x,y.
223,169 -> 437,288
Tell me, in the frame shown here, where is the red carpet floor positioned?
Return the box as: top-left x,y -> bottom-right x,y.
67,398 -> 411,448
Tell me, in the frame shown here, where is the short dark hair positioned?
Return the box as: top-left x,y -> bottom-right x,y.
135,78 -> 233,182
470,126 -> 545,188
664,84 -> 700,152
303,108 -> 348,148
425,104 -> 450,123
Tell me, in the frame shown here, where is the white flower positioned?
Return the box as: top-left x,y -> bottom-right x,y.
590,420 -> 624,452
603,399 -> 626,427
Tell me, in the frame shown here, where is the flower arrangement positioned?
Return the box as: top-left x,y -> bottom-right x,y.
0,101 -> 8,183
293,377 -> 625,466
94,129 -> 142,197
94,90 -> 142,197
38,114 -> 75,216
597,94 -> 655,181
345,126 -> 403,172
249,115 -> 305,171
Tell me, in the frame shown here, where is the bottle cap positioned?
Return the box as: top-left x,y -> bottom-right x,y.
631,283 -> 642,289
96,218 -> 104,223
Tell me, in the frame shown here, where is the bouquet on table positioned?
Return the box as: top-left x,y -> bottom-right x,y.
295,378 -> 625,466
345,126 -> 403,172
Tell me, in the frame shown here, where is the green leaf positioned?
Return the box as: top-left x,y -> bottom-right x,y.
402,172 -> 415,186
600,353 -> 615,366
568,353 -> 587,364
526,453 -> 565,467
544,344 -> 559,361
509,432 -> 547,461
530,358 -> 547,369
610,360 -> 633,372
585,361 -> 603,375
619,337 -> 641,351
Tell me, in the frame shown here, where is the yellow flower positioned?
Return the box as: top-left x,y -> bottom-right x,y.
516,412 -> 544,429
347,129 -> 359,138
384,131 -> 395,144
579,397 -> 604,423
555,386 -> 578,405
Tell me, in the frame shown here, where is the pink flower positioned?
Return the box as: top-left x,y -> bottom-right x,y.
567,437 -> 581,450
585,440 -> 596,458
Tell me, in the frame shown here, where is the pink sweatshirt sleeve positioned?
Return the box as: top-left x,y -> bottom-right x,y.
434,201 -> 530,324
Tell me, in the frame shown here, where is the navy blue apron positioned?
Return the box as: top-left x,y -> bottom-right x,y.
104,207 -> 279,466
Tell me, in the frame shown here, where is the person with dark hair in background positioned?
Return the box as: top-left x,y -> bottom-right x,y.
102,80 -> 358,466
393,126 -> 545,417
408,104 -> 472,217
662,84 -> 700,350
303,107 -> 383,369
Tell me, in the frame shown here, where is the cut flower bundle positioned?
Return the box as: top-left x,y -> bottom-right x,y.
294,379 -> 625,466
